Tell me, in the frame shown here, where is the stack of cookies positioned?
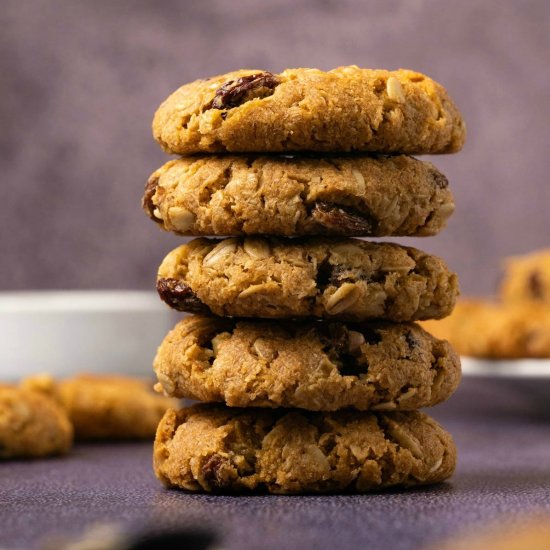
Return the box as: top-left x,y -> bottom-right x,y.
143,66 -> 465,494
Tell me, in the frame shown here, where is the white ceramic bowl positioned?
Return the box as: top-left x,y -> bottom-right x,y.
0,291 -> 180,381
461,357 -> 550,377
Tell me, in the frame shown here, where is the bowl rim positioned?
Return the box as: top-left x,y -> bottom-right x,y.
461,356 -> 550,378
0,290 -> 166,313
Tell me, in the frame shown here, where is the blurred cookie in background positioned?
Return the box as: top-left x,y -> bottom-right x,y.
430,515 -> 550,550
500,249 -> 550,305
22,374 -> 178,440
423,247 -> 550,360
0,384 -> 73,458
422,299 -> 550,359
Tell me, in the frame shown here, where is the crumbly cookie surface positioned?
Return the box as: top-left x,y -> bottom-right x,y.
157,237 -> 459,322
143,154 -> 454,237
22,374 -> 177,440
422,299 -> 550,359
154,315 -> 461,411
154,404 -> 456,494
0,385 -> 73,458
153,66 -> 465,154
500,249 -> 550,305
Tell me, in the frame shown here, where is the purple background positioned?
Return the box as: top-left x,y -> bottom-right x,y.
2,0 -> 550,295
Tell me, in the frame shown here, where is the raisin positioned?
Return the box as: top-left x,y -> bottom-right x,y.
317,322 -> 347,352
431,170 -> 449,189
528,271 -> 544,299
320,434 -> 337,455
361,326 -> 382,346
316,260 -> 333,289
405,330 -> 420,350
156,278 -> 211,314
201,455 -> 230,490
142,175 -> 162,223
330,324 -> 349,354
339,357 -> 369,377
210,72 -> 280,110
311,202 -> 377,235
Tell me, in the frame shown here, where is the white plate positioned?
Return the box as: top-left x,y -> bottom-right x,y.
0,291 -> 180,381
461,356 -> 550,378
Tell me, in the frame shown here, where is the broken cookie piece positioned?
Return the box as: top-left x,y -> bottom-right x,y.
22,374 -> 178,440
0,385 -> 73,458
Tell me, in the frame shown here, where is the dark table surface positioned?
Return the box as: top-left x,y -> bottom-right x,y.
1,376 -> 550,550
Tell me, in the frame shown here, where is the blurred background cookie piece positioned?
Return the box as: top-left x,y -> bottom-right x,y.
430,515 -> 550,550
0,384 -> 73,458
500,249 -> 550,305
422,299 -> 550,359
22,374 -> 178,440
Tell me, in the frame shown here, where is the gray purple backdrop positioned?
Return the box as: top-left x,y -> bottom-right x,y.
2,0 -> 550,295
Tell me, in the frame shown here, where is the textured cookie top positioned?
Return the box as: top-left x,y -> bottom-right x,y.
154,404 -> 456,494
422,299 -> 550,359
0,385 -> 73,458
500,249 -> 550,305
22,374 -> 177,440
154,315 -> 461,411
157,237 -> 459,322
143,154 -> 454,237
153,66 -> 465,154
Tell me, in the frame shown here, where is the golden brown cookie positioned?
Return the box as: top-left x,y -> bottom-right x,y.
422,299 -> 550,359
153,66 -> 465,154
143,154 -> 454,237
157,237 -> 459,322
22,374 -> 178,440
500,249 -> 550,305
154,404 -> 456,494
0,385 -> 73,458
154,315 -> 461,411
